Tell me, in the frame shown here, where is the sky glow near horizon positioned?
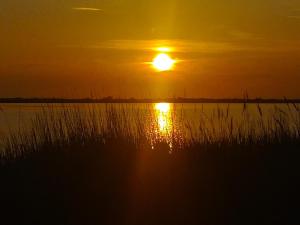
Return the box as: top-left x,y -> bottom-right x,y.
0,0 -> 300,98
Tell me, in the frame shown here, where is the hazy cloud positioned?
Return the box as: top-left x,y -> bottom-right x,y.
61,40 -> 238,53
288,8 -> 300,19
288,15 -> 300,19
228,30 -> 262,40
58,39 -> 300,54
72,7 -> 103,11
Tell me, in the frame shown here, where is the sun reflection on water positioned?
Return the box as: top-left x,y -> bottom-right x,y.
150,103 -> 174,151
155,103 -> 172,134
146,103 -> 184,152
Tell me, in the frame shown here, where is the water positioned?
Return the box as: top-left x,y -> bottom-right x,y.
0,103 -> 299,149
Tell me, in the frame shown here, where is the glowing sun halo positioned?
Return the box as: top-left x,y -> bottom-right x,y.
152,53 -> 175,72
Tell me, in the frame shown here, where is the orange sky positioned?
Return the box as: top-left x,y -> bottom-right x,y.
0,0 -> 300,98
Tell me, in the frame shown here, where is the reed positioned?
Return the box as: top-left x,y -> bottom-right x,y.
0,103 -> 300,225
0,103 -> 299,160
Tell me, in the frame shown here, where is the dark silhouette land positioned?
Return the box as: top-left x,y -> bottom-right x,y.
1,97 -> 300,104
0,104 -> 299,225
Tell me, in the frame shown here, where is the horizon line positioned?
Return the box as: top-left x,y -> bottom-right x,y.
0,97 -> 300,104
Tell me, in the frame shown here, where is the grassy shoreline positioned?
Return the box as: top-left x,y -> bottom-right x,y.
0,104 -> 300,225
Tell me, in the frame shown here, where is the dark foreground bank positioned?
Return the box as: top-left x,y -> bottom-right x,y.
1,141 -> 300,225
1,104 -> 300,225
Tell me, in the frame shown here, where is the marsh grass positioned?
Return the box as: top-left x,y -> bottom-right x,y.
1,103 -> 299,160
0,103 -> 300,225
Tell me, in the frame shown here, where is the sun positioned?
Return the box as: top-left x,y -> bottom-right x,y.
152,53 -> 175,72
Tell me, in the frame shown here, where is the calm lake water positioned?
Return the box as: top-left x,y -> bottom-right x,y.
0,103 -> 299,149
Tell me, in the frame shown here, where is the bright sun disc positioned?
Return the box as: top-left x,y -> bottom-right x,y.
152,53 -> 175,72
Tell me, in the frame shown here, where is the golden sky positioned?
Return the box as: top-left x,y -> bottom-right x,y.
0,0 -> 300,98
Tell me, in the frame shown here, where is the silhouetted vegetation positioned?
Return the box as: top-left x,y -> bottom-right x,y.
0,104 -> 300,225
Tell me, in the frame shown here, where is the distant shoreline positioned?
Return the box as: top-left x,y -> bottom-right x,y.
1,98 -> 300,104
